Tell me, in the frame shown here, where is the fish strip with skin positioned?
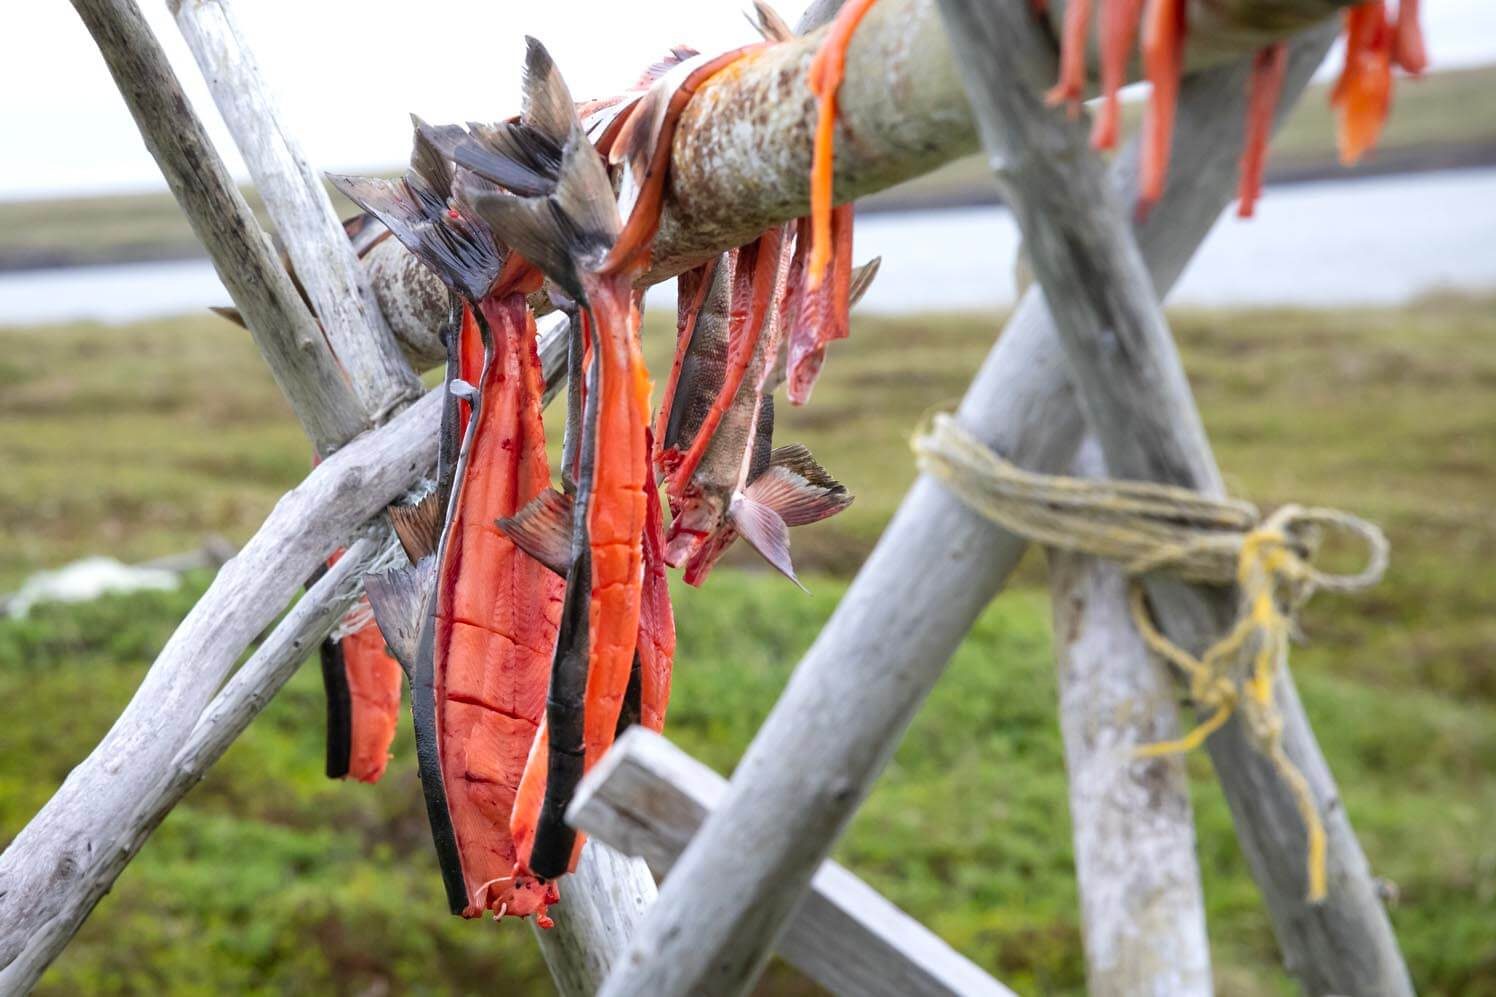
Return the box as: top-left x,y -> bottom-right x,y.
666,228 -> 783,498
1044,0 -> 1425,208
333,121 -> 563,924
1237,43 -> 1288,218
317,552 -> 402,784
455,39 -> 654,882
1333,2 -> 1395,166
805,0 -> 878,289
660,242 -> 855,585
601,45 -> 763,276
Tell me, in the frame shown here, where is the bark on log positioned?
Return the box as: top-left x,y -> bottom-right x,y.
938,2 -> 1408,991
168,0 -> 421,424
598,25 -> 1345,997
351,0 -> 1361,306
67,0 -> 362,453
572,728 -> 1016,997
1048,440 -> 1211,997
364,237 -> 451,370
643,0 -> 1355,280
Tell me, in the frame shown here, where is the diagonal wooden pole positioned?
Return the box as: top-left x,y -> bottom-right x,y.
63,0 -> 362,452
0,389 -> 439,991
0,532 -> 384,988
598,23 -> 1346,997
167,0 -> 421,424
935,1 -> 1409,991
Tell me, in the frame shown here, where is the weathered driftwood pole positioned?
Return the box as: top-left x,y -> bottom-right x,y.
0,533 -> 383,987
570,729 -> 1016,997
58,0 -> 361,452
936,2 -> 1408,991
0,393 -> 440,993
533,844 -> 658,997
642,0 -> 1356,281
1048,441 -> 1211,996
167,0 -> 420,423
597,21 -> 1362,997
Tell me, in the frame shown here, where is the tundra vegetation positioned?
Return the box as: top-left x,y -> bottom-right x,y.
2,297 -> 1492,994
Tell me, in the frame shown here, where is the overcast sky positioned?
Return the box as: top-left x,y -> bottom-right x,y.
3,1 -> 1493,201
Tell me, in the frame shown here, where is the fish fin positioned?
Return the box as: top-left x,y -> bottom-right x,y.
329,171 -> 499,300
210,305 -> 246,328
747,444 -> 854,527
747,0 -> 794,42
408,116 -> 455,200
728,495 -> 804,590
448,122 -> 561,198
496,489 -> 575,577
520,36 -> 578,143
633,46 -> 702,88
364,555 -> 436,680
459,128 -> 618,302
848,256 -> 881,308
389,490 -> 444,562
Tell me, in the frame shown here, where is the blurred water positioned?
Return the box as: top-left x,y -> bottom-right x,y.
1,169 -> 1493,326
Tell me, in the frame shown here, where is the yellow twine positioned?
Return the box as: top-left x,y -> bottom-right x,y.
914,414 -> 1389,903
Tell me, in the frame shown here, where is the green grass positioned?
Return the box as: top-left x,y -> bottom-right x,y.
2,298 -> 1494,993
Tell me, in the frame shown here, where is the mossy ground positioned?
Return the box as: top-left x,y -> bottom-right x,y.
1,297 -> 1492,994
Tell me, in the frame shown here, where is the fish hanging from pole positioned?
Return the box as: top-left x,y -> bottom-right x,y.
1037,0 -> 1428,215
334,109 -> 564,924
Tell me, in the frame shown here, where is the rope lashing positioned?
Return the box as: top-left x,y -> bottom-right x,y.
913,414 -> 1389,902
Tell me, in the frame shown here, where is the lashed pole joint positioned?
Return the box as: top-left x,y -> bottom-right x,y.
935,0 -> 1409,992
596,13 -> 1381,997
1046,440 -> 1211,996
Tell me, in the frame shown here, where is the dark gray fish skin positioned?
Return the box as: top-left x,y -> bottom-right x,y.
494,484 -> 645,749
365,555 -> 437,680
320,639 -> 353,779
528,334 -> 601,882
664,258 -> 776,570
663,259 -> 732,458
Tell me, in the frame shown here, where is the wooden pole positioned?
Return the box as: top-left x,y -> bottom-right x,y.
936,2 -> 1409,991
168,0 -> 421,424
351,0 -> 1364,342
597,25 -> 1343,996
0,532 -> 380,989
572,729 -> 1017,997
1048,440 -> 1211,996
643,0 -> 1357,280
533,844 -> 658,997
64,0 -> 362,453
0,390 -> 440,988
